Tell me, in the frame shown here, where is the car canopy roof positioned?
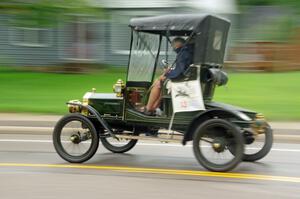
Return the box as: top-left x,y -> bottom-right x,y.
129,14 -> 230,34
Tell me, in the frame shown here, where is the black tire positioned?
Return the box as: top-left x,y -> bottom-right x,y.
100,130 -> 139,153
193,119 -> 244,172
53,113 -> 99,163
243,126 -> 273,162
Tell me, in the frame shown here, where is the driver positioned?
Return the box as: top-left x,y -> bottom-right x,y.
144,37 -> 194,115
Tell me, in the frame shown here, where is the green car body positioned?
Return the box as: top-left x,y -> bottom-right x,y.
67,14 -> 266,144
55,14 -> 273,172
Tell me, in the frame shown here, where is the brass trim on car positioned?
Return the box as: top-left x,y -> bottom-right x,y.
67,100 -> 82,113
251,113 -> 267,135
113,79 -> 125,97
81,98 -> 89,116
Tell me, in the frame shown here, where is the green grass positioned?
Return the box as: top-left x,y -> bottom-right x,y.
214,72 -> 300,121
0,67 -> 126,114
0,67 -> 299,120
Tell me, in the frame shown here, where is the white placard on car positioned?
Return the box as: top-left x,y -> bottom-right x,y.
170,73 -> 205,113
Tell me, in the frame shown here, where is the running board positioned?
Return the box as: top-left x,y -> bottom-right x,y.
115,134 -> 183,144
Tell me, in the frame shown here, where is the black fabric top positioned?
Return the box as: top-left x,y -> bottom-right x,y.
129,14 -> 229,33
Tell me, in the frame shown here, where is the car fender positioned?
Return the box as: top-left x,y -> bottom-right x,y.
182,108 -> 252,145
67,102 -> 117,139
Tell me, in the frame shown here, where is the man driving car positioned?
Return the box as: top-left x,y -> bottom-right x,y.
144,37 -> 194,115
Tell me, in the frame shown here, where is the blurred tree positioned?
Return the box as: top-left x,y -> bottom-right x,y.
237,0 -> 300,11
237,0 -> 274,6
237,0 -> 299,41
0,0 -> 103,27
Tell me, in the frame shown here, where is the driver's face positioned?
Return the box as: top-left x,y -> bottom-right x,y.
172,41 -> 183,50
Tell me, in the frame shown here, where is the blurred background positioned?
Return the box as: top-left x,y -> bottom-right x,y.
0,0 -> 299,120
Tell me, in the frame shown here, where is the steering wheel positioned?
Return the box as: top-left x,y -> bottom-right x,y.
161,59 -> 169,69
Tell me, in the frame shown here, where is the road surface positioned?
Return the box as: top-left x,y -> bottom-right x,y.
0,114 -> 299,198
0,133 -> 299,199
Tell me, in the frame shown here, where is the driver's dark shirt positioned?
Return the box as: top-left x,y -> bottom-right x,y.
165,45 -> 193,79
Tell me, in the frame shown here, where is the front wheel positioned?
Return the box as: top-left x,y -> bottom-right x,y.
53,113 -> 99,163
193,119 -> 244,172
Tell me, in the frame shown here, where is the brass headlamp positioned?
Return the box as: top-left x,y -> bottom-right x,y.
68,100 -> 82,113
251,113 -> 267,134
113,79 -> 125,97
67,98 -> 89,115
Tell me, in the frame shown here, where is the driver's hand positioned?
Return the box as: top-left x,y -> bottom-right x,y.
159,75 -> 166,81
164,67 -> 170,74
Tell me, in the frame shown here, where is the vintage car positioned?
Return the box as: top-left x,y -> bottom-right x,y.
53,14 -> 273,172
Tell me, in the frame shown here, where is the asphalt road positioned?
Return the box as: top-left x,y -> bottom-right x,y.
0,133 -> 299,199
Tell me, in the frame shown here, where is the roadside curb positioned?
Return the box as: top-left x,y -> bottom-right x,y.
0,114 -> 299,129
0,126 -> 299,144
0,113 -> 299,143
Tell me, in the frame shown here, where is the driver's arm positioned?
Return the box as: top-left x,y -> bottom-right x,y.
165,50 -> 190,79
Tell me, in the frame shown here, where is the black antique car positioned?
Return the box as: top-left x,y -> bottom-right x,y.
53,14 -> 273,172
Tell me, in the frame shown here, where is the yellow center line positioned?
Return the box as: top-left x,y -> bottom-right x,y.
0,163 -> 299,183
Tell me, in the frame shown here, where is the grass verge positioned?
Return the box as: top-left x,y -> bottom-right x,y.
0,67 -> 299,120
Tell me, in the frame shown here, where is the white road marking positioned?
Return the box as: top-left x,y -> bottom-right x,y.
0,139 -> 299,152
0,139 -> 52,143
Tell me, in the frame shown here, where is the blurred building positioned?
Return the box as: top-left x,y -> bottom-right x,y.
0,0 -> 237,67
227,6 -> 300,71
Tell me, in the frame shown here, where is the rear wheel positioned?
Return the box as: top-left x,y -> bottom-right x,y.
193,119 -> 244,172
53,113 -> 99,163
100,129 -> 139,153
243,126 -> 273,162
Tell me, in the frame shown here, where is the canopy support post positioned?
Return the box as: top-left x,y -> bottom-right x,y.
167,112 -> 176,139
